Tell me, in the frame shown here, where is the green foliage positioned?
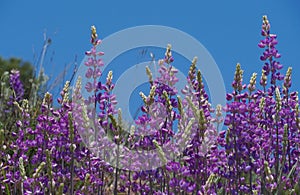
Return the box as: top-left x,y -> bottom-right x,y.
0,57 -> 35,99
0,57 -> 43,136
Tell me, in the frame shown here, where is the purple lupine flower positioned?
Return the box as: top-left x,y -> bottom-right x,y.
9,69 -> 24,104
2,16 -> 300,195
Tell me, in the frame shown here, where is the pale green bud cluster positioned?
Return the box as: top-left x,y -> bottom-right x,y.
139,85 -> 156,106
13,99 -> 29,113
233,63 -> 244,92
82,102 -> 90,129
186,96 -> 206,132
62,81 -> 70,104
163,90 -> 172,112
149,85 -> 156,104
43,92 -> 52,106
117,108 -> 123,128
19,157 -> 27,180
261,70 -> 267,87
188,57 -> 198,81
216,104 -> 222,118
165,44 -> 172,59
275,87 -> 282,112
264,161 -> 274,184
259,97 -> 266,112
75,76 -> 82,94
283,67 -> 292,89
204,173 -> 215,192
83,173 -> 91,194
139,92 -> 147,104
177,96 -> 183,120
248,72 -> 257,92
146,66 -> 153,84
91,25 -> 98,46
153,140 -> 167,165
182,118 -> 195,142
33,162 -> 46,178
130,125 -> 135,136
46,149 -> 53,178
197,70 -> 203,89
58,183 -> 64,195
106,71 -> 113,85
262,15 -> 270,31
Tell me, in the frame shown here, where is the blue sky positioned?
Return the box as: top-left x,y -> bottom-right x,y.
1,1 -> 300,113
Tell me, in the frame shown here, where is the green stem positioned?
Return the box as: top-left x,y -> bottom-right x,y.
113,144 -> 120,195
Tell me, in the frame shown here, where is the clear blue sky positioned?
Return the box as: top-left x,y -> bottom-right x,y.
1,1 -> 300,101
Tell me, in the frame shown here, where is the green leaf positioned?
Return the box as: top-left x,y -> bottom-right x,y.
294,180 -> 300,194
287,160 -> 298,179
108,114 -> 117,129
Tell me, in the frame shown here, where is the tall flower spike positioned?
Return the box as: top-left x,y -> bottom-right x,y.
85,25 -> 104,56
259,15 -> 283,87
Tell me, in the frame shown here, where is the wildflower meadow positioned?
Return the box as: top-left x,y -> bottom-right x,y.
0,16 -> 300,195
